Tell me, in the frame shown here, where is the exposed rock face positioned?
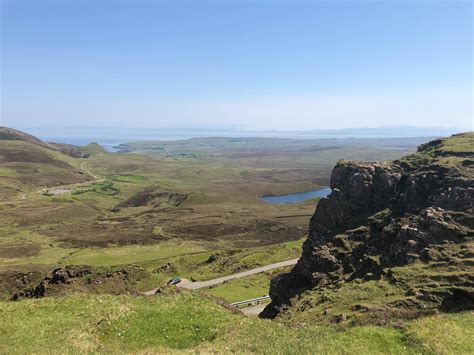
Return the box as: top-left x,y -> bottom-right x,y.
262,133 -> 474,319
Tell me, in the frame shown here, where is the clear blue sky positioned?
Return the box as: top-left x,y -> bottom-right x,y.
1,1 -> 472,131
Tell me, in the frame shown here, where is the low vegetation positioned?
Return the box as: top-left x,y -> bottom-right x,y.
2,128 -> 471,353
72,181 -> 120,195
0,293 -> 472,353
200,267 -> 290,303
78,142 -> 109,156
0,236 -> 304,300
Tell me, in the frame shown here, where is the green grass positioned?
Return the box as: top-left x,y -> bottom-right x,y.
0,293 -> 472,354
72,181 -> 120,195
278,278 -> 408,326
406,312 -> 474,354
397,132 -> 473,170
98,294 -> 229,350
0,167 -> 17,177
435,132 -> 473,154
0,229 -> 75,266
0,228 -> 207,268
107,174 -> 146,182
0,293 -> 231,353
78,142 -> 108,155
183,238 -> 303,282
0,232 -> 304,299
1,236 -> 300,269
63,240 -> 208,266
200,268 -> 289,303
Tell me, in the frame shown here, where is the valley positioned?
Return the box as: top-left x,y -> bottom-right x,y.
2,1 -> 472,352
0,128 -> 417,299
0,127 -> 472,353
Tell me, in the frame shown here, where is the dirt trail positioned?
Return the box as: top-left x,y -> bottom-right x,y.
8,160 -> 104,202
80,161 -> 100,179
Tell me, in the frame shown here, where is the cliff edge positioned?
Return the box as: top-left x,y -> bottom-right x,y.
261,133 -> 473,323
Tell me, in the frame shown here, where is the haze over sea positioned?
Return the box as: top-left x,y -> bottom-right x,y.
11,125 -> 466,152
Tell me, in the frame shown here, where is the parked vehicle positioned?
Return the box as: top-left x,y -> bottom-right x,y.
167,277 -> 181,285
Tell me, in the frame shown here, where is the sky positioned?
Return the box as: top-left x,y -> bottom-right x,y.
1,0 -> 473,132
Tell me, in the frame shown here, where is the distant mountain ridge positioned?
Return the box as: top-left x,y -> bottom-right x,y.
293,125 -> 467,137
8,125 -> 466,143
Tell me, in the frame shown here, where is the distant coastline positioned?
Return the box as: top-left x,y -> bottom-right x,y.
10,125 -> 467,150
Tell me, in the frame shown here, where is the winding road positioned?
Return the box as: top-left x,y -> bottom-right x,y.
144,258 -> 298,295
181,258 -> 298,289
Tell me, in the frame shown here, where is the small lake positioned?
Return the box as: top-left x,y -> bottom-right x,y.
260,187 -> 331,204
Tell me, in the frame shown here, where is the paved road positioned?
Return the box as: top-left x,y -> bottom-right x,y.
240,303 -> 267,315
144,258 -> 298,295
182,258 -> 298,290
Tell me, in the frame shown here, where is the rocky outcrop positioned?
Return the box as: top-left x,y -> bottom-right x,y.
261,133 -> 474,319
11,266 -> 131,300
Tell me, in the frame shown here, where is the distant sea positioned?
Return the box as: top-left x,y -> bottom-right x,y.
40,138 -> 126,152
36,129 -> 259,152
17,126 -> 465,153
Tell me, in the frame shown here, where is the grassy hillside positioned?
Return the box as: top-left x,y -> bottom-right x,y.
0,140 -> 90,196
0,130 -> 472,353
78,142 -> 109,156
0,126 -> 52,148
0,127 -> 102,197
0,236 -> 304,300
0,292 -> 472,353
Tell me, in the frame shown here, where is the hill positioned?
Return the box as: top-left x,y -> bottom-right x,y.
0,127 -> 91,195
0,126 -> 54,149
261,133 -> 474,324
78,142 -> 108,156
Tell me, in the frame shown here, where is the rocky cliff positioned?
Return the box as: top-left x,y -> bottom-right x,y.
261,133 -> 474,322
